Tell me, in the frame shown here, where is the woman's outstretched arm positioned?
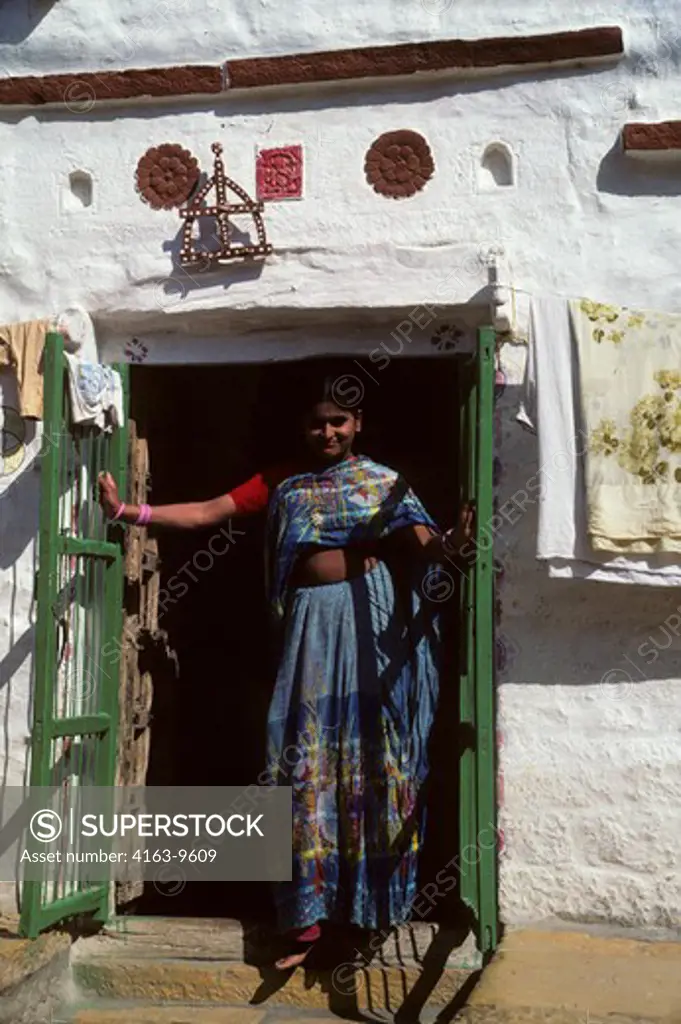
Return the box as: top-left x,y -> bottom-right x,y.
98,471 -> 239,529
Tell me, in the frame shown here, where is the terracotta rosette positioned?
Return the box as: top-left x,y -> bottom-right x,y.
364,130 -> 434,198
136,144 -> 200,210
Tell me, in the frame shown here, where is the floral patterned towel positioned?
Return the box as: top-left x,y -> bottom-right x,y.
574,298 -> 681,554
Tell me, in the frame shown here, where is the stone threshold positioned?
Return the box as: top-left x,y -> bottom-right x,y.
66,917 -> 479,1018
93,916 -> 481,970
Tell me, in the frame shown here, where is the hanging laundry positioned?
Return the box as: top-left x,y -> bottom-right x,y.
572,298 -> 681,554
64,353 -> 124,431
57,305 -> 99,363
518,295 -> 681,586
0,318 -> 50,419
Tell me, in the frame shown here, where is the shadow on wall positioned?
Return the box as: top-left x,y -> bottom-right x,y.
0,441 -> 42,572
0,0 -> 59,44
0,473 -> 40,847
597,140 -> 681,196
495,383 -> 681,689
160,213 -> 266,299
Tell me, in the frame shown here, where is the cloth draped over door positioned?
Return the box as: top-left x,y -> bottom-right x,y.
0,319 -> 50,419
518,295 -> 681,585
64,354 -> 125,431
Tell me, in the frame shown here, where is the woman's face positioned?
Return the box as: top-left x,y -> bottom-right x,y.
303,401 -> 361,462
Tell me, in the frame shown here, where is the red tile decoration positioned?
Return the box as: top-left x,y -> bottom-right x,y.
256,145 -> 303,201
365,130 -> 434,198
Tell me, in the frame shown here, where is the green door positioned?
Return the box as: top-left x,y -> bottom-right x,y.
20,332 -> 129,938
458,326 -> 498,957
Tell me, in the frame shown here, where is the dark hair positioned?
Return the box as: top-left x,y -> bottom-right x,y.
288,360 -> 364,416
249,360 -> 363,463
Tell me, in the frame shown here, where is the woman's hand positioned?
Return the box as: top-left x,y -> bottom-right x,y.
402,503 -> 476,566
98,472 -> 121,519
442,502 -> 475,558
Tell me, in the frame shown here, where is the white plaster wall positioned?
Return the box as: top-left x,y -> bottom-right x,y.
0,3 -> 680,926
0,0 -> 669,75
495,359 -> 681,929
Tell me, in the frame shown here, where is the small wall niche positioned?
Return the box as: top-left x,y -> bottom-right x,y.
479,143 -> 515,190
65,170 -> 94,210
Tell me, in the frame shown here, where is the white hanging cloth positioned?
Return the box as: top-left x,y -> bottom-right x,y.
64,353 -> 124,432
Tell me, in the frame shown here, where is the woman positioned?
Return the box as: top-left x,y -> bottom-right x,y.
99,373 -> 472,970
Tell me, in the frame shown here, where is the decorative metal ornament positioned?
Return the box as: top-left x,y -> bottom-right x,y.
136,144 -> 200,210
179,143 -> 272,267
431,323 -> 464,351
364,130 -> 434,198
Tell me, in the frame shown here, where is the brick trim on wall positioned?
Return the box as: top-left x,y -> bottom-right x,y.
622,121 -> 681,152
226,27 -> 623,90
0,26 -> 623,108
0,65 -> 222,107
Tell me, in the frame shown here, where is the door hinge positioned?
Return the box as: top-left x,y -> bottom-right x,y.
141,548 -> 159,574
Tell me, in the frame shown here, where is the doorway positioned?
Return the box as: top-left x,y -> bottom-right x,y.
125,355 -> 465,922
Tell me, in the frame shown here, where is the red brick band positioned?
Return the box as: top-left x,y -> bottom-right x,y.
623,121 -> 681,152
226,27 -> 623,90
0,65 -> 222,107
0,27 -> 623,108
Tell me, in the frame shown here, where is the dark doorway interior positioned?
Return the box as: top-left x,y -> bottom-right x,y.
127,356 -> 463,923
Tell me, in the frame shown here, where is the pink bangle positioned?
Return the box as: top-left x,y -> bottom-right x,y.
111,502 -> 126,521
135,503 -> 152,526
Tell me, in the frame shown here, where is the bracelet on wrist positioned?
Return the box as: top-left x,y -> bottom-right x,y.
135,503 -> 152,526
442,529 -> 463,558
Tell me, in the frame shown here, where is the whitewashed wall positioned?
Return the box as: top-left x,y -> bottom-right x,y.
1,1 -> 680,926
0,0 -> 669,76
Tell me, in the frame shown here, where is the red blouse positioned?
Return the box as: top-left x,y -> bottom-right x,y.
227,463 -> 299,515
227,455 -> 359,515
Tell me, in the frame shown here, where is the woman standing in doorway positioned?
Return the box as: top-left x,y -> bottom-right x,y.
99,372 -> 472,970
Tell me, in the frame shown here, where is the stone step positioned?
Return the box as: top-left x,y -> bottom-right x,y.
95,916 -> 481,969
66,916 -> 478,1017
57,999 -> 456,1023
60,1002 -> 391,1023
70,955 -> 472,1016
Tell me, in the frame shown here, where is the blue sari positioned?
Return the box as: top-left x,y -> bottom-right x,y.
264,456 -> 442,931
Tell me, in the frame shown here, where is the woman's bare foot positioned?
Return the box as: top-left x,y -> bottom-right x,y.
274,947 -> 312,971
